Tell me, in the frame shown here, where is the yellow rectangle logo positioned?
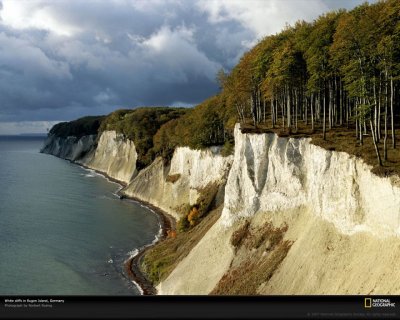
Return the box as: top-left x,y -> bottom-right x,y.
365,298 -> 372,308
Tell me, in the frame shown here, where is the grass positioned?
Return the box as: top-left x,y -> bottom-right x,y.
140,206 -> 222,285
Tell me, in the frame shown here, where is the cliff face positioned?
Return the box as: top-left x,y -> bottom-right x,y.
157,124 -> 400,295
41,130 -> 138,184
41,134 -> 96,161
79,131 -> 138,184
122,146 -> 233,220
222,124 -> 400,237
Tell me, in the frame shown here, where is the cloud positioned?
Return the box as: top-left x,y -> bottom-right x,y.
197,0 -> 329,41
0,0 -> 376,134
1,0 -> 80,36
139,25 -> 220,82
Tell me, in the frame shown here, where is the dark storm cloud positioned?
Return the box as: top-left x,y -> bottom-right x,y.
0,0 -> 250,124
0,0 -> 376,132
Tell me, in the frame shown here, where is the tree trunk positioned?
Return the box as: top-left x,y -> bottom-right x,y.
370,119 -> 382,166
328,81 -> 332,130
355,104 -> 358,140
295,88 -> 298,132
391,78 -> 396,149
287,85 -> 291,129
264,98 -> 266,124
311,93 -> 314,132
384,75 -> 388,161
373,78 -> 379,143
323,87 -> 326,140
270,97 -> 274,128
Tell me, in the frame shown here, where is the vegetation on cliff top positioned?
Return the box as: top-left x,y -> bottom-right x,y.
49,116 -> 105,138
152,95 -> 236,160
218,0 -> 400,173
99,107 -> 187,169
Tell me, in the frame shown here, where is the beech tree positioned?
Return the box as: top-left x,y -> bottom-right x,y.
222,0 -> 399,167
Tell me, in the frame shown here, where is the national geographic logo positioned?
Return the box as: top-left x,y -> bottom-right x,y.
365,298 -> 396,308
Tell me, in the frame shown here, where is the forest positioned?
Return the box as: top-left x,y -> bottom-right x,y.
99,107 -> 187,169
218,0 -> 400,167
49,116 -> 105,138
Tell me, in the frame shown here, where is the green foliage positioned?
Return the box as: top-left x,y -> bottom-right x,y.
100,107 -> 187,169
49,116 -> 105,138
176,183 -> 220,233
99,104 -> 236,169
220,137 -> 234,156
153,95 -> 236,160
221,0 -> 399,114
177,213 -> 190,232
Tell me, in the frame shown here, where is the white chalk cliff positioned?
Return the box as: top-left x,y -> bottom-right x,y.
157,124 -> 400,295
41,130 -> 138,184
122,146 -> 233,220
42,124 -> 400,295
222,124 -> 400,237
79,131 -> 138,184
41,134 -> 96,161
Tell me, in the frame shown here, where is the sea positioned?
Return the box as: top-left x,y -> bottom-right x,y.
0,136 -> 160,295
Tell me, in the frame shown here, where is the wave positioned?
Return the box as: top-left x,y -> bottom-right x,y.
126,249 -> 139,259
81,168 -> 102,178
112,186 -> 124,199
84,173 -> 97,178
81,167 -> 121,187
152,221 -> 163,245
131,280 -> 144,295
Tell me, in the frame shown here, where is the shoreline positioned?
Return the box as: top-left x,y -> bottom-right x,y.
65,158 -> 175,296
122,195 -> 176,296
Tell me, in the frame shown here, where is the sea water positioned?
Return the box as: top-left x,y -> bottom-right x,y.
0,136 -> 159,295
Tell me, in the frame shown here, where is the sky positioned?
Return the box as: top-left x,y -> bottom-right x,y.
0,0 -> 376,134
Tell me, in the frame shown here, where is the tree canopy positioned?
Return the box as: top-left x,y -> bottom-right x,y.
219,0 -> 400,165
49,116 -> 105,138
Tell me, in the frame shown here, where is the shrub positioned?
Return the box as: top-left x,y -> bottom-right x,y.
177,216 -> 190,232
176,183 -> 220,233
196,183 -> 219,218
220,138 -> 234,156
167,230 -> 177,239
187,207 -> 200,226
